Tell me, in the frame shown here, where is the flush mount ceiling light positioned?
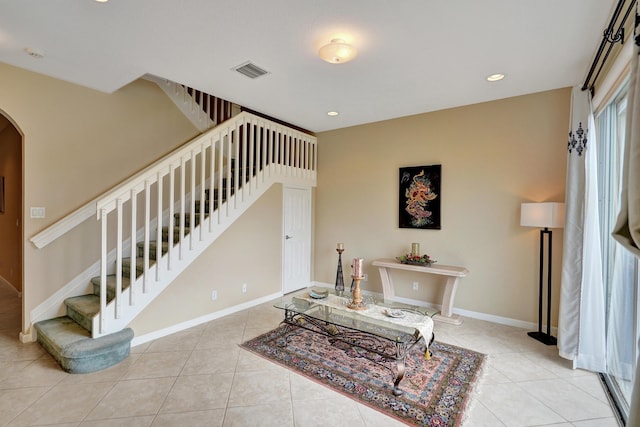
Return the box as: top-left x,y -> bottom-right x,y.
486,73 -> 505,82
327,111 -> 339,116
318,39 -> 357,64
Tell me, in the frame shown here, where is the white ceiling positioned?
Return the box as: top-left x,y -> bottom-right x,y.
0,0 -> 615,133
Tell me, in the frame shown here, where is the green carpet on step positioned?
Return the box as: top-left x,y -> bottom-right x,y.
35,316 -> 134,374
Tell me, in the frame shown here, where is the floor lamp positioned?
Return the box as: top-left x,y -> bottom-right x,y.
520,202 -> 565,345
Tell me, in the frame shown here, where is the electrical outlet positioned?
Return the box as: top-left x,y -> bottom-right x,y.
242,283 -> 247,293
211,290 -> 217,300
412,281 -> 419,291
363,273 -> 368,281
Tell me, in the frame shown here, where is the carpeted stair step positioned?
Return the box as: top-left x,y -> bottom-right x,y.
65,294 -> 100,332
193,200 -> 212,213
136,240 -> 169,258
237,167 -> 255,183
122,257 -> 146,278
162,226 -> 190,244
174,212 -> 210,228
34,316 -> 134,374
211,187 -> 225,200
212,181 -> 235,197
200,187 -> 225,202
91,275 -> 131,302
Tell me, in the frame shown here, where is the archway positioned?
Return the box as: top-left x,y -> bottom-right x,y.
0,112 -> 23,335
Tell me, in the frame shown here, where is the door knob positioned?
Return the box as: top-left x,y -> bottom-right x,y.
285,235 -> 293,240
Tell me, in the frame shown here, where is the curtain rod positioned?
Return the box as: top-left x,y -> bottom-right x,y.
581,0 -> 636,94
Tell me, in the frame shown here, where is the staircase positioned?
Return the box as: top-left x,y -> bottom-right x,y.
34,187 -> 218,373
31,102 -> 317,373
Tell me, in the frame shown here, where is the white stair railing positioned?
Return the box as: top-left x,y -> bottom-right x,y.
92,112 -> 316,337
144,74 -> 238,132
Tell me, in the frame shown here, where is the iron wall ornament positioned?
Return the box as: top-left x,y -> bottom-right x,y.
399,165 -> 441,229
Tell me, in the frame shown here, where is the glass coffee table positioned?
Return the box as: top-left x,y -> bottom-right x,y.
274,288 -> 438,396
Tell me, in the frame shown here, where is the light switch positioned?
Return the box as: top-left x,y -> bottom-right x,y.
30,207 -> 45,218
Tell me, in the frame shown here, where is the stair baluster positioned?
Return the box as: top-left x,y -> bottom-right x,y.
34,112 -> 316,374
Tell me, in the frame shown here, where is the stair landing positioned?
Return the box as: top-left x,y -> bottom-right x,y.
34,316 -> 133,374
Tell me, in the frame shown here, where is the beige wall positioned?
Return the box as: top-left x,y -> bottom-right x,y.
1,59 -> 570,338
129,184 -> 283,336
0,121 -> 22,292
0,63 -> 200,331
315,88 -> 570,326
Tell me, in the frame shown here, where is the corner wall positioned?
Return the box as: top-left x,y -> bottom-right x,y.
314,88 -> 570,326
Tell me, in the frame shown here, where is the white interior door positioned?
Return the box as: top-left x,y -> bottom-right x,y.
282,186 -> 311,294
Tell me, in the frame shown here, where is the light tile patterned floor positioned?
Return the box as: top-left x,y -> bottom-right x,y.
0,282 -> 620,426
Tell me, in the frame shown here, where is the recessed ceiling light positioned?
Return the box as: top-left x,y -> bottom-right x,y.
487,73 -> 505,82
95,0 -> 109,2
327,111 -> 339,116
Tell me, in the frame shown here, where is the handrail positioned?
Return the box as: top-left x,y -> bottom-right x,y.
29,110 -> 315,250
30,199 -> 97,249
28,101 -> 317,341
93,111 -> 316,336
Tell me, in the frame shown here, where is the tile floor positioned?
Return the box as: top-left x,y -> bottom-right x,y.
0,282 -> 620,426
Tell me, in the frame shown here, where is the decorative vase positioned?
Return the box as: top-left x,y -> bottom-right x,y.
335,249 -> 345,293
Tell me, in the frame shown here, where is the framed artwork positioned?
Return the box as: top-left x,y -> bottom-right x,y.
399,165 -> 441,229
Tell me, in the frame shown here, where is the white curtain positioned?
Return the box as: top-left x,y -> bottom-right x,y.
606,244 -> 635,382
617,4 -> 640,425
612,6 -> 640,258
557,87 -> 606,372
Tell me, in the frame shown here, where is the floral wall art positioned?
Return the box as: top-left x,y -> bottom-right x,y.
399,165 -> 441,229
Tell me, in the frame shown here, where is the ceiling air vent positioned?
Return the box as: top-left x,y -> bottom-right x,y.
233,61 -> 270,79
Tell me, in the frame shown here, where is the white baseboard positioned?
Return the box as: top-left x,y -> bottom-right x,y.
310,281 -> 558,334
20,330 -> 35,343
131,291 -> 283,347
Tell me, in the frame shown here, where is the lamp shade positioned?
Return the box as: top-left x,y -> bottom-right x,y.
520,202 -> 565,228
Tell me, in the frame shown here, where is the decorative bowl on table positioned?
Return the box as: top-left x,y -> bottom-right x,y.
384,309 -> 406,318
396,254 -> 436,266
309,288 -> 329,299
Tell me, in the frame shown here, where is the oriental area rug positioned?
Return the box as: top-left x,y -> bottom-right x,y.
241,324 -> 485,427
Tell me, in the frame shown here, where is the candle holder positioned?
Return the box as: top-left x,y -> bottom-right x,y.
348,275 -> 367,310
335,248 -> 345,294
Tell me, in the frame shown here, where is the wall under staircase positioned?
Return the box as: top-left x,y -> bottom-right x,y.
28,106 -> 317,371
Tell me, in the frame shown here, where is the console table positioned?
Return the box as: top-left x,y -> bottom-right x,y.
372,258 -> 469,325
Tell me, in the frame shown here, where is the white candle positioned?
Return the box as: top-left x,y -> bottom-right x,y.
411,243 -> 420,256
352,258 -> 364,277
337,243 -> 344,251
